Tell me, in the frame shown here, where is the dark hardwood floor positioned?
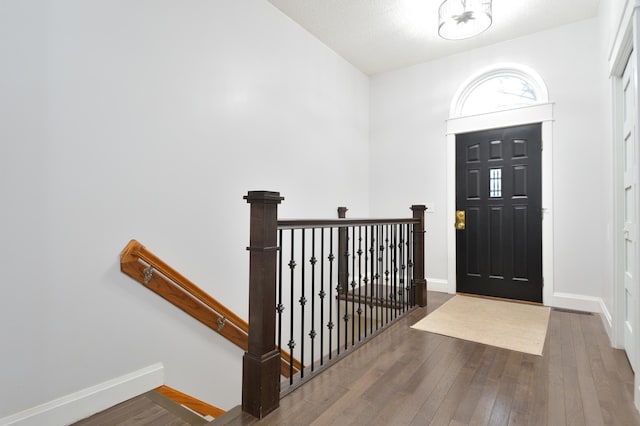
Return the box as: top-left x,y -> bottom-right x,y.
218,291 -> 640,426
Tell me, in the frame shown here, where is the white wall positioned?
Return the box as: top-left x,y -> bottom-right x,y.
0,0 -> 369,419
600,0 -> 629,61
369,18 -> 611,302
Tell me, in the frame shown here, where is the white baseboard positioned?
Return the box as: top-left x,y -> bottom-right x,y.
550,292 -> 603,313
599,298 -> 614,344
426,278 -> 452,294
0,363 -> 164,426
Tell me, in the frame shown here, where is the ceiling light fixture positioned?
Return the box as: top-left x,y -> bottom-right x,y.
438,0 -> 492,40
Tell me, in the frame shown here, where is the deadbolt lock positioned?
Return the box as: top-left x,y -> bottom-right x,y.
455,210 -> 465,230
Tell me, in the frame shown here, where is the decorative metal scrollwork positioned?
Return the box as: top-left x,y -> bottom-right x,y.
143,266 -> 154,284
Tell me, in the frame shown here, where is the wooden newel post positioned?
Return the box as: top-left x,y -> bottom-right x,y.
337,207 -> 348,295
411,205 -> 427,307
242,191 -> 284,418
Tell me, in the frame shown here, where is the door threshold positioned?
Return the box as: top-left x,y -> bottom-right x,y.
456,292 -> 544,307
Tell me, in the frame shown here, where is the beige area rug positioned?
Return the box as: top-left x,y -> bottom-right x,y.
411,295 -> 551,355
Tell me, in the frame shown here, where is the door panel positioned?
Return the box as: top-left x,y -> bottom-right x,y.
513,206 -> 528,280
489,206 -> 503,277
456,124 -> 542,303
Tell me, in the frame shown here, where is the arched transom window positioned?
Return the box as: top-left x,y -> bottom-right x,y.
451,64 -> 549,117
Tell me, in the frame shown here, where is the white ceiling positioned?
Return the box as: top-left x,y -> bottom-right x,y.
268,0 -> 601,75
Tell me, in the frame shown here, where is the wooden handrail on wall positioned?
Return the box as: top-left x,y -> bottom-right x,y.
119,240 -> 301,377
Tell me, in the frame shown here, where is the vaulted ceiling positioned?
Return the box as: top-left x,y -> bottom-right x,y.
268,0 -> 601,75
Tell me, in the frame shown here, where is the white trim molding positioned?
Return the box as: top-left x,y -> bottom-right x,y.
426,278 -> 451,294
550,292 -> 605,314
447,102 -> 554,134
0,363 -> 164,426
600,297 -> 614,343
608,0 -> 636,76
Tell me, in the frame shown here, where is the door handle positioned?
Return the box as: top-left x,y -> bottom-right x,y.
455,210 -> 465,230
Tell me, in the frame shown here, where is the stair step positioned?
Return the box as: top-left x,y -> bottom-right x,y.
72,390 -> 210,425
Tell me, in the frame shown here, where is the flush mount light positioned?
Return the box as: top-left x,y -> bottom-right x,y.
438,0 -> 492,40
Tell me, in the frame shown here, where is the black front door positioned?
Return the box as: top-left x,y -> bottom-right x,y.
455,124 -> 542,303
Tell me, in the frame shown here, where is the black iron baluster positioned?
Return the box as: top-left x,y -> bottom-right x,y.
377,225 -> 383,331
399,224 -> 403,314
357,226 -> 363,342
351,226 -> 356,347
400,224 -> 406,313
408,223 -> 414,307
408,223 -> 412,308
381,224 -> 386,325
389,224 -> 394,320
309,228 -> 317,372
391,224 -> 396,320
396,224 -> 401,314
376,225 -> 380,330
328,228 -> 335,359
363,226 -> 368,338
404,223 -> 408,310
300,230 -> 306,378
369,225 -> 375,336
393,224 -> 398,320
385,224 -> 390,326
337,226 -> 343,355
389,225 -> 394,322
288,230 -> 296,384
343,227 -> 349,352
404,224 -> 411,310
277,229 -> 284,375
320,228 -> 325,366
396,224 -> 400,318
390,224 -> 394,320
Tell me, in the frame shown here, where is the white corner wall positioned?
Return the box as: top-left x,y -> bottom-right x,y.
369,18 -> 611,307
601,0 -> 629,60
0,0 -> 369,420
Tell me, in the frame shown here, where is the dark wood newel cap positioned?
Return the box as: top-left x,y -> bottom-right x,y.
410,204 -> 426,211
244,191 -> 284,203
337,206 -> 348,218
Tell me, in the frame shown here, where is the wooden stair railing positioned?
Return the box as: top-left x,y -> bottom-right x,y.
241,191 -> 427,419
120,240 -> 302,377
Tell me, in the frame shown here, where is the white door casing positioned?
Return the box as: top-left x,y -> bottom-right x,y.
446,104 -> 554,304
622,51 -> 638,373
446,64 -> 554,306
